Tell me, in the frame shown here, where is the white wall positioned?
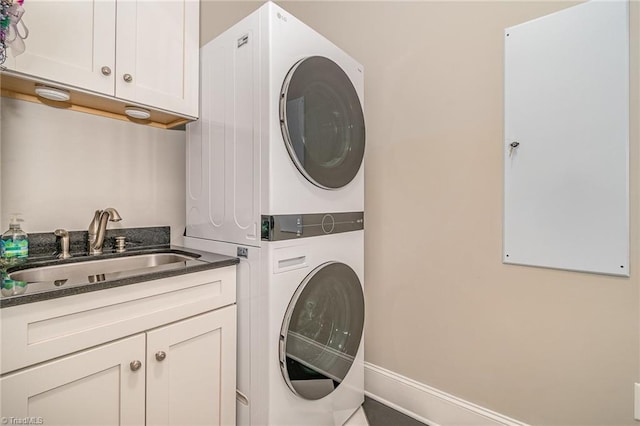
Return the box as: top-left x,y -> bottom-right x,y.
0,98 -> 186,245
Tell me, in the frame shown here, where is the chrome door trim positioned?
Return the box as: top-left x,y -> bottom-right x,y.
279,56 -> 365,190
278,261 -> 365,400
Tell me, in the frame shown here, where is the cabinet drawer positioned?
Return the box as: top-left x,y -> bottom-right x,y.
1,267 -> 236,375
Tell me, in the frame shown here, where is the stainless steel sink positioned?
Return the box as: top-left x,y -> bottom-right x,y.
9,253 -> 202,289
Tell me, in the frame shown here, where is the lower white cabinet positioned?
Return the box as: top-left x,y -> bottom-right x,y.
146,306 -> 236,426
0,267 -> 237,426
1,306 -> 236,426
1,334 -> 146,426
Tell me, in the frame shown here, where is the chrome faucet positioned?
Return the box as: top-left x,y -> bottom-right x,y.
88,208 -> 122,255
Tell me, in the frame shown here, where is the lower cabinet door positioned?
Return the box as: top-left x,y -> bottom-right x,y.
0,334 -> 146,426
146,306 -> 237,426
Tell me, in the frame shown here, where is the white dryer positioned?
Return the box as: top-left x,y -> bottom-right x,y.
185,228 -> 365,426
186,2 -> 365,247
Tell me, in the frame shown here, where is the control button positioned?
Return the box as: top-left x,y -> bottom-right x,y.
321,214 -> 335,234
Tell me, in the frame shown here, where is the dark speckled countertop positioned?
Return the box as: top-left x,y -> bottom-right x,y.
1,226 -> 238,308
1,246 -> 238,308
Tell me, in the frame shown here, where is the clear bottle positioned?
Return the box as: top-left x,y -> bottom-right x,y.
0,214 -> 29,262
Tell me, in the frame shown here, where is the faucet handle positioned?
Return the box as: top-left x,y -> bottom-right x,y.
115,236 -> 126,253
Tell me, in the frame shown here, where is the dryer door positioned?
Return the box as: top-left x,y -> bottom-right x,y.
279,262 -> 364,400
280,56 -> 365,189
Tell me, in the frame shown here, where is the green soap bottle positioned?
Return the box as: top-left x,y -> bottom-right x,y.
1,214 -> 29,262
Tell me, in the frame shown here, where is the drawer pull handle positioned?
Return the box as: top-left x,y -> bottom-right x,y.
130,360 -> 142,371
155,351 -> 167,362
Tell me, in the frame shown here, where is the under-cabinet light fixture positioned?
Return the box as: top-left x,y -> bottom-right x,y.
34,86 -> 71,102
124,106 -> 151,120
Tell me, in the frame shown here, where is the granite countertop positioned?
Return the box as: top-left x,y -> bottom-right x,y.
1,245 -> 239,309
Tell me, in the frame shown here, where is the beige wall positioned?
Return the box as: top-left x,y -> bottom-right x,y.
0,99 -> 187,244
0,1 -> 635,424
200,1 -> 640,424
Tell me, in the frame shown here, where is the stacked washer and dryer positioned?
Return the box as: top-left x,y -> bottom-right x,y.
185,3 -> 366,425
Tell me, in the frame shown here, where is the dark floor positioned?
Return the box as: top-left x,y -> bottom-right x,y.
362,396 -> 428,426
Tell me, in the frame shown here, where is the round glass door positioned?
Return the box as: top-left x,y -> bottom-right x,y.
279,262 -> 365,400
280,56 -> 365,189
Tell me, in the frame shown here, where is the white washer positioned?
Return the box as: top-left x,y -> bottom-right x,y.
185,230 -> 365,426
186,2 -> 365,247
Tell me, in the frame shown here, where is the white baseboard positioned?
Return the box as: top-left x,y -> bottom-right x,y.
364,362 -> 530,426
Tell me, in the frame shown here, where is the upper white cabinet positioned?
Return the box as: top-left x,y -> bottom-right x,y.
4,1 -> 116,95
115,0 -> 199,117
4,0 -> 199,118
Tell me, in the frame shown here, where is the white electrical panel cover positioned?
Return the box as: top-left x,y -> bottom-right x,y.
503,0 -> 629,276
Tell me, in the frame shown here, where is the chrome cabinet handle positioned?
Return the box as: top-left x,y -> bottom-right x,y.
155,351 -> 167,362
123,73 -> 133,83
101,66 -> 112,76
130,360 -> 142,371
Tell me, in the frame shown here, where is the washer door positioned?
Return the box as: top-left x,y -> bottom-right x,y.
279,262 -> 365,400
280,56 -> 365,189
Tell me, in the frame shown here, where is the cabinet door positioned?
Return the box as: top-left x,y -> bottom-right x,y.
146,306 -> 237,426
6,0 -> 116,95
0,334 -> 146,426
115,0 -> 199,117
